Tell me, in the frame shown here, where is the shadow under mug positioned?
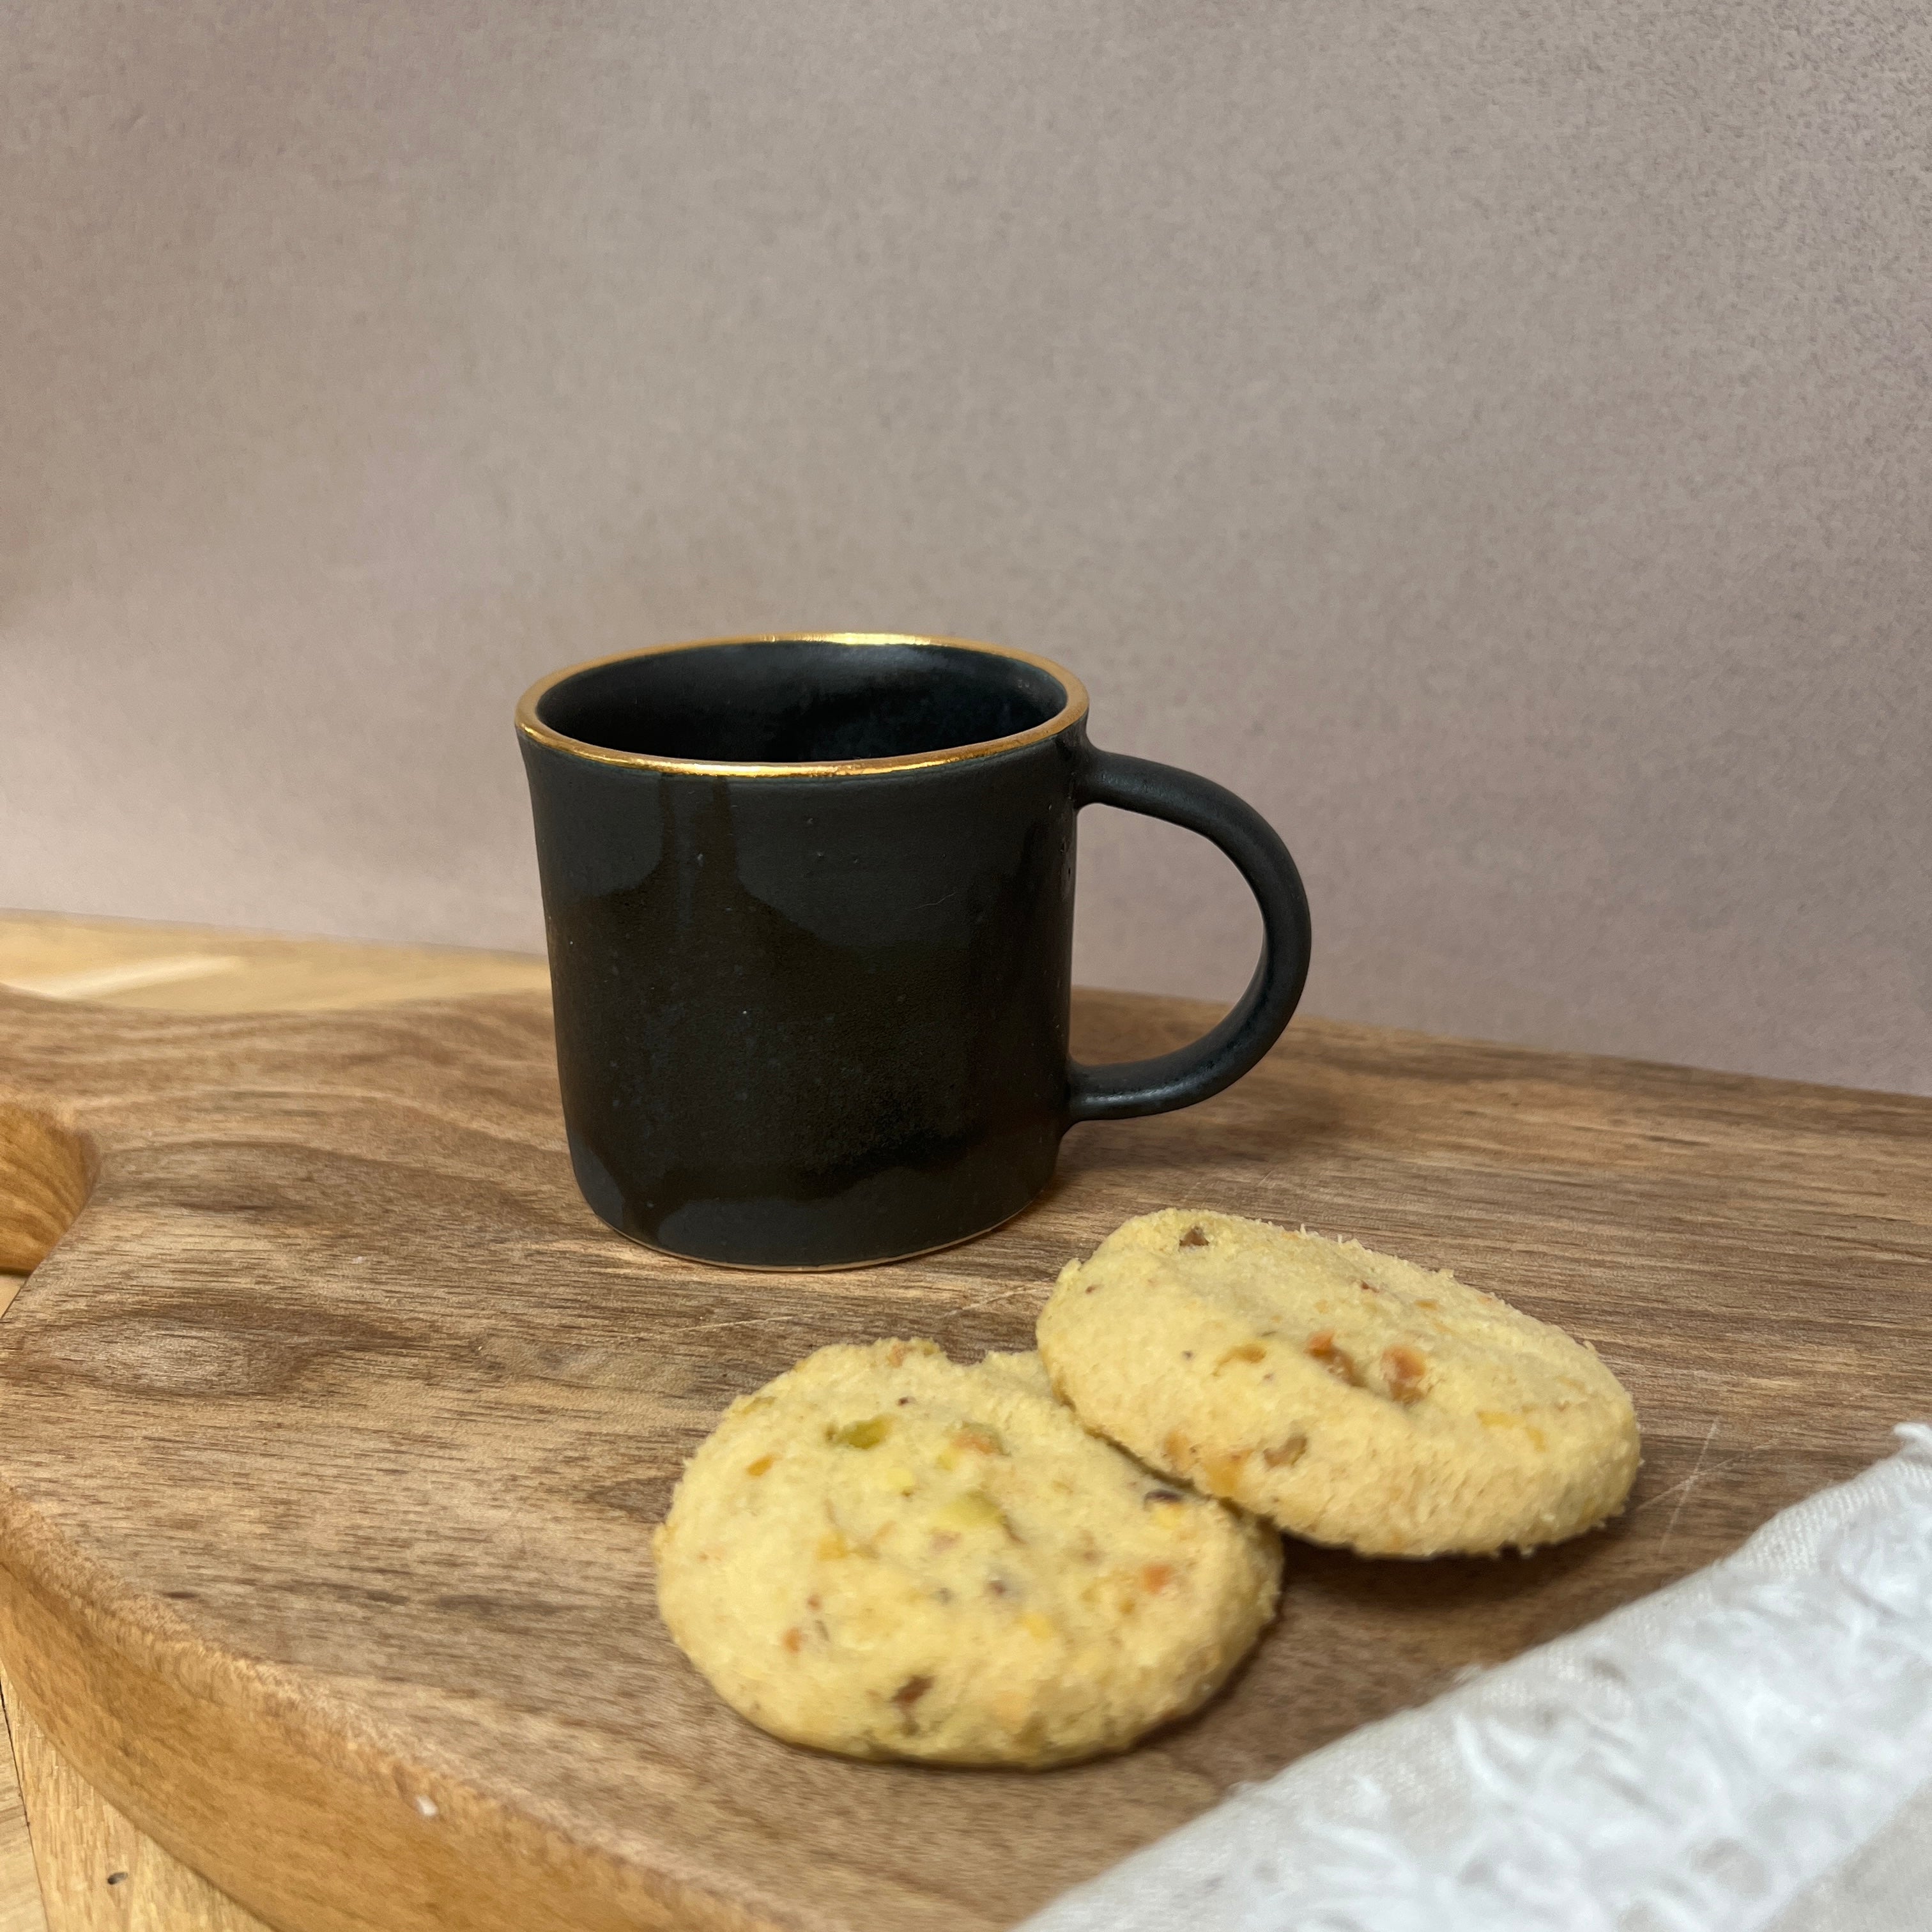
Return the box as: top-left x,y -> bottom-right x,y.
517,633 -> 1310,1269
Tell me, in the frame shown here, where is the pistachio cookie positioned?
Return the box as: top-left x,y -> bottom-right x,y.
653,1339 -> 1281,1767
1038,1210 -> 1639,1558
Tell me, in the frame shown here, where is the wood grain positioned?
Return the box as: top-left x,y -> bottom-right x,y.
0,1664 -> 259,1932
0,910 -> 549,1014
0,914 -> 560,1932
0,1116 -> 86,1280
0,965 -> 1928,1931
0,1666 -> 49,1932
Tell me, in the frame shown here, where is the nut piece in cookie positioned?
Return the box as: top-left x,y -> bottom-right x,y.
1038,1210 -> 1639,1558
652,1338 -> 1283,1767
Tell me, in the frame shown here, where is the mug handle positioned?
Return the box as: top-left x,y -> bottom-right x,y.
1066,747 -> 1312,1123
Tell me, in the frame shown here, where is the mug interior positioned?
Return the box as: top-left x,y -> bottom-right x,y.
535,639 -> 1070,765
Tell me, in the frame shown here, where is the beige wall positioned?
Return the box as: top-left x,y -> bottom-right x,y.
4,2 -> 1929,1092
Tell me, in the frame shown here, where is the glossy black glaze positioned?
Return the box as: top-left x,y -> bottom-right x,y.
519,638 -> 1311,1269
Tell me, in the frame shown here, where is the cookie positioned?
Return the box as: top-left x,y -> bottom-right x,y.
652,1338 -> 1282,1767
1037,1210 -> 1639,1557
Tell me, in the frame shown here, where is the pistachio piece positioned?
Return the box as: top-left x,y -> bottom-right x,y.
827,1415 -> 892,1450
936,1489 -> 1007,1533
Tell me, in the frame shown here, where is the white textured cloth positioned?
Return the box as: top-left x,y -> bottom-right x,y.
1024,1425 -> 1932,1932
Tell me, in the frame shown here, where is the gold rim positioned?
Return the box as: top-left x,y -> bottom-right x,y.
514,632 -> 1090,778
607,1194 -> 1036,1272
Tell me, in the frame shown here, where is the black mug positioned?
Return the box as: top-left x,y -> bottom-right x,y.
517,634 -> 1310,1269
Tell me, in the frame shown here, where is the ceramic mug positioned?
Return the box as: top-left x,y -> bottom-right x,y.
517,633 -> 1310,1269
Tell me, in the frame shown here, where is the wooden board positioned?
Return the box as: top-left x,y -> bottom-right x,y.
0,910 -> 549,1014
0,1671 -> 49,1932
0,970 -> 1928,1932
0,911 -> 559,1932
0,1662 -> 251,1932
